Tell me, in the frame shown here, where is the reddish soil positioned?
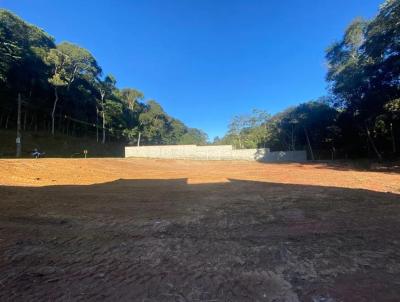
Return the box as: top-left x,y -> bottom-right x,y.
0,158 -> 399,301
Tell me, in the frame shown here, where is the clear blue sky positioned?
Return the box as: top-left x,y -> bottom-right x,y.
1,0 -> 383,139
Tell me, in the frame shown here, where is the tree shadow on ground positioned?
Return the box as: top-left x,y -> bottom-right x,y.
253,151 -> 400,174
310,160 -> 400,174
0,178 -> 400,301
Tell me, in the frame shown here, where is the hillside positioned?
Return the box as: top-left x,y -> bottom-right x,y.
0,130 -> 124,158
0,10 -> 208,150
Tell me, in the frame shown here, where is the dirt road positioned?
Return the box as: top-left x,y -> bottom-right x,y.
0,159 -> 399,301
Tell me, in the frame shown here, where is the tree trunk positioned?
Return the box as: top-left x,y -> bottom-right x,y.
96,107 -> 99,143
101,96 -> 106,144
51,87 -> 59,136
263,124 -> 267,148
5,114 -> 10,129
102,110 -> 106,144
365,122 -> 382,161
390,122 -> 396,153
34,116 -> 38,132
66,118 -> 70,136
58,109 -> 63,131
29,114 -> 34,130
137,132 -> 141,146
0,114 -> 3,128
304,126 -> 314,160
291,124 -> 295,151
23,109 -> 27,131
16,93 -> 22,157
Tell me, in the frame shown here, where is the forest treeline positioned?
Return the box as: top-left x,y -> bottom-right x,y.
217,0 -> 400,160
0,9 -> 208,146
1,0 -> 400,160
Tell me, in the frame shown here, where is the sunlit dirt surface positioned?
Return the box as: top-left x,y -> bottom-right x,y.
1,158 -> 400,301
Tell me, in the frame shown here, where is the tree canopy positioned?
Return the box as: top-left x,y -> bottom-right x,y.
0,9 -> 206,147
1,0 -> 400,160
217,0 -> 400,160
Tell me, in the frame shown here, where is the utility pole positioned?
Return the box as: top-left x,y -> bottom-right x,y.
390,122 -> 396,153
16,93 -> 22,157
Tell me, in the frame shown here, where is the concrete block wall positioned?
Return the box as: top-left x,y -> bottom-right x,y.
232,148 -> 268,161
125,145 -> 238,160
263,150 -> 307,162
193,145 -> 235,160
124,145 -> 306,162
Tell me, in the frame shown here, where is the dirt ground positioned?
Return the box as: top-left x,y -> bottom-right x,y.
0,158 -> 400,301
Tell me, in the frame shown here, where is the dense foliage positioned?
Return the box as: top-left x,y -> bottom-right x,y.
1,0 -> 399,160
0,10 -> 208,147
217,0 -> 400,160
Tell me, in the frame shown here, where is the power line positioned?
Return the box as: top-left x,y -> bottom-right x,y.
60,114 -> 125,135
0,101 -> 128,138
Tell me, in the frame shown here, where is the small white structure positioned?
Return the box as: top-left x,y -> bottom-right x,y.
124,145 -> 307,162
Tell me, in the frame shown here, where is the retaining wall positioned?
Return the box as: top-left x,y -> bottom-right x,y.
263,150 -> 307,162
125,145 -> 307,162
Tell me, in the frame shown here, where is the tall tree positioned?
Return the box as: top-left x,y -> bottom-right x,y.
325,0 -> 400,159
120,88 -> 144,112
0,10 -> 213,154
179,128 -> 208,145
97,74 -> 117,144
46,48 -> 68,135
46,43 -> 100,135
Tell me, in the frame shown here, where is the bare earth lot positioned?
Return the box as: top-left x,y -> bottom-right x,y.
0,159 -> 400,301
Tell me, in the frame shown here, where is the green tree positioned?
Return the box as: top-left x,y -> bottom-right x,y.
97,74 -> 117,143
0,18 -> 20,81
46,42 -> 100,135
179,128 -> 208,145
120,88 -> 144,112
226,109 -> 270,149
138,100 -> 167,145
0,8 -> 55,151
46,48 -> 68,135
325,1 -> 400,159
0,9 -> 208,153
